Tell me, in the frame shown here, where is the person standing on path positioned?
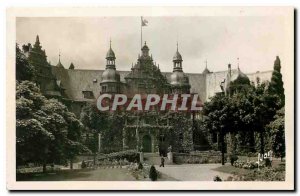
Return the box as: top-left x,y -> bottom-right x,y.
160,156 -> 165,167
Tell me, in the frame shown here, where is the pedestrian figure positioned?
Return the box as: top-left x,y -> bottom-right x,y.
160,156 -> 165,167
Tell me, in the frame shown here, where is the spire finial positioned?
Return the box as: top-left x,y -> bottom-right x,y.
59,49 -> 61,63
109,38 -> 112,49
205,59 -> 208,69
176,41 -> 179,52
237,57 -> 240,69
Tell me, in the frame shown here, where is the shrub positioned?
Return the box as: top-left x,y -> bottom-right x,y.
149,165 -> 158,181
226,176 -> 234,181
233,160 -> 258,169
230,155 -> 238,166
265,158 -> 272,167
81,161 -> 87,169
98,150 -> 139,163
138,162 -> 143,170
213,175 -> 222,181
201,157 -> 209,164
242,167 -> 285,181
247,152 -> 257,157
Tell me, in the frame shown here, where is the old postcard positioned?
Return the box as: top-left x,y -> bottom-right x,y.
6,7 -> 294,190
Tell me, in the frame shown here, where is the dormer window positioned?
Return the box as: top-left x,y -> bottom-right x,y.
82,91 -> 94,99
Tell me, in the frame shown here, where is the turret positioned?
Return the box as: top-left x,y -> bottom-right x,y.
170,42 -> 190,93
141,41 -> 150,57
100,39 -> 120,93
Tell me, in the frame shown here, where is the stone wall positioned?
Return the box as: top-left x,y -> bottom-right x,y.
247,71 -> 272,86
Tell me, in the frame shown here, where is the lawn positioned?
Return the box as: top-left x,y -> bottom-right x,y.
17,167 -> 176,181
213,165 -> 252,176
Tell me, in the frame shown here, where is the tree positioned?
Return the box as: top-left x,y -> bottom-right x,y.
266,107 -> 285,161
69,62 -> 75,69
268,56 -> 285,106
203,73 -> 283,160
16,81 -> 90,172
16,81 -> 53,167
16,44 -> 35,81
251,82 -> 280,154
203,93 -> 236,165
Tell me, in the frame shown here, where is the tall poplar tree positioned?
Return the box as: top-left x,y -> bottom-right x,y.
268,56 -> 285,105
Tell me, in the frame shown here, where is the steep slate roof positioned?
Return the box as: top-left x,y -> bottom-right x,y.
51,66 -> 208,102
51,66 -> 272,103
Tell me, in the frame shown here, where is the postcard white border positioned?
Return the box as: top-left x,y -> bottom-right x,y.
6,6 -> 294,190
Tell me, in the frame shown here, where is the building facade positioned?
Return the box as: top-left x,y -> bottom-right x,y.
23,35 -> 273,154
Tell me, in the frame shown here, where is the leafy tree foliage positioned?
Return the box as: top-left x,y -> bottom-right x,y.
16,44 -> 35,81
27,36 -> 49,68
16,81 -> 90,171
266,107 -> 285,160
202,93 -> 235,165
202,74 -> 284,160
251,82 -> 281,154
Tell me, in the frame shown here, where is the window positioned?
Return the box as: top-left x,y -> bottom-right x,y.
82,91 -> 94,99
179,133 -> 183,141
102,86 -> 107,93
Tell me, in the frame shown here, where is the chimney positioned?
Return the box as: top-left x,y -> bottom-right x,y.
228,63 -> 232,78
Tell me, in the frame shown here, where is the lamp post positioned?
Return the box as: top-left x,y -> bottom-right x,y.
98,133 -> 102,153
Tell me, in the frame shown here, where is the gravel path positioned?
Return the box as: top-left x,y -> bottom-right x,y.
155,164 -> 231,181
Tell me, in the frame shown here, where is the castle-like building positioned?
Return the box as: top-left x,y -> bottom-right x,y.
22,35 -> 273,154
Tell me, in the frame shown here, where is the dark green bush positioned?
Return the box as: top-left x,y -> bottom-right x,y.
138,162 -> 143,170
230,155 -> 238,166
149,165 -> 158,181
213,175 -> 222,181
99,150 -> 139,162
81,161 -> 87,169
265,158 -> 272,167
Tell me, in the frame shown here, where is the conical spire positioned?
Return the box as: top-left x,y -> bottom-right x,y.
202,59 -> 211,74
56,50 -> 64,68
173,42 -> 182,62
59,50 -> 61,63
106,39 -> 116,60
235,58 -> 249,80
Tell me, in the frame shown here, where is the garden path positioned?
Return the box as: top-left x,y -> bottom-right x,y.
155,163 -> 231,181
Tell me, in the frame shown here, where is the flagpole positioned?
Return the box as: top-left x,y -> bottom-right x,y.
141,16 -> 142,49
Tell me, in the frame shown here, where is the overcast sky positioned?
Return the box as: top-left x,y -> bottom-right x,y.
16,16 -> 290,73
